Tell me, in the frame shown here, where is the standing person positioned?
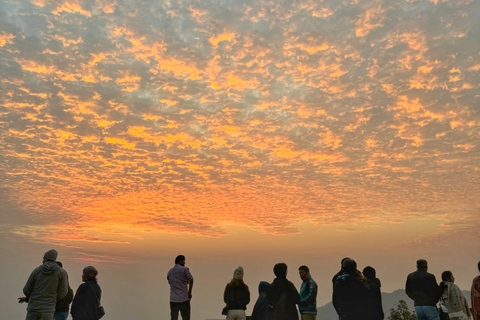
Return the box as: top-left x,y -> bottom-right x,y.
405,259 -> 441,320
332,258 -> 372,320
223,266 -> 250,320
18,249 -> 69,320
267,263 -> 300,320
251,281 -> 272,320
363,266 -> 384,320
472,262 -> 480,320
71,266 -> 103,320
54,261 -> 74,320
439,271 -> 471,320
298,265 -> 317,320
167,255 -> 194,320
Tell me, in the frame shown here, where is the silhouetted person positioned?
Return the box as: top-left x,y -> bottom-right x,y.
363,266 -> 384,320
223,266 -> 250,320
333,258 -> 372,320
18,249 -> 69,320
267,263 -> 300,320
405,259 -> 441,320
167,255 -> 193,320
298,265 -> 317,320
54,261 -> 74,320
251,281 -> 272,320
472,261 -> 480,320
71,266 -> 103,320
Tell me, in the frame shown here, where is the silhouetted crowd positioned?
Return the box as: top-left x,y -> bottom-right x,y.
18,250 -> 480,320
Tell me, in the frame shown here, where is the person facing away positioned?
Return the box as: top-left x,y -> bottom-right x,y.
472,261 -> 480,320
223,266 -> 250,320
71,266 -> 102,320
54,261 -> 74,320
298,265 -> 317,320
267,263 -> 300,320
332,258 -> 373,320
439,271 -> 472,320
405,259 -> 441,320
251,281 -> 272,320
167,255 -> 194,320
18,249 -> 69,320
363,266 -> 385,320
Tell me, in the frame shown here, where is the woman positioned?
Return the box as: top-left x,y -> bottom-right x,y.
472,262 -> 480,320
251,281 -> 271,320
71,266 -> 103,320
439,271 -> 471,320
267,263 -> 300,320
363,266 -> 384,320
224,266 -> 250,320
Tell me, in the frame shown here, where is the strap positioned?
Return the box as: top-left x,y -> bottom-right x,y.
87,282 -> 101,304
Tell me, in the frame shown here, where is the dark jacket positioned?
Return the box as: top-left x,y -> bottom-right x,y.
333,272 -> 373,320
224,283 -> 250,310
364,278 -> 384,320
23,261 -> 69,313
251,282 -> 272,320
56,286 -> 74,312
267,277 -> 300,320
405,269 -> 440,307
71,280 -> 102,320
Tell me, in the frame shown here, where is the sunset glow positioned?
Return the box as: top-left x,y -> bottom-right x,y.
1,0 -> 479,319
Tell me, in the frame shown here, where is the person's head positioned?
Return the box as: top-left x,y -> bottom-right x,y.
441,271 -> 454,282
341,258 -> 357,274
82,266 -> 98,282
258,281 -> 270,294
416,259 -> 428,271
175,255 -> 186,266
56,261 -> 63,268
478,261 -> 480,273
298,265 -> 310,281
340,257 -> 350,267
43,249 -> 58,262
274,263 -> 288,279
363,266 -> 376,280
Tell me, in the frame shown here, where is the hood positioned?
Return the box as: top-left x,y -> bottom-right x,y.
41,260 -> 60,275
258,281 -> 270,294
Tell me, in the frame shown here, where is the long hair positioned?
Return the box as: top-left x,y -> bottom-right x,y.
228,278 -> 246,287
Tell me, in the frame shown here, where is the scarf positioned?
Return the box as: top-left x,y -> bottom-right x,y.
472,275 -> 480,320
440,281 -> 470,320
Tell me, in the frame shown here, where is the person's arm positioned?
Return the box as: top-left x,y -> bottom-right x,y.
405,275 -> 414,300
244,285 -> 250,305
57,270 -> 69,300
23,269 -> 36,298
188,279 -> 193,300
224,285 -> 229,304
301,280 -> 317,306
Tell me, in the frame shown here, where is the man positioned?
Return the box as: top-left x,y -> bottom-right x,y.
18,249 -> 69,320
167,255 -> 194,320
298,265 -> 317,320
267,263 -> 300,320
405,259 -> 441,320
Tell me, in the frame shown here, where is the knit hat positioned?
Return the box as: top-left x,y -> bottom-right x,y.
44,249 -> 58,261
234,266 -> 244,280
83,266 -> 98,280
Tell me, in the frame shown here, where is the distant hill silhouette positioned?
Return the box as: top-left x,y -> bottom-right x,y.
316,289 -> 471,319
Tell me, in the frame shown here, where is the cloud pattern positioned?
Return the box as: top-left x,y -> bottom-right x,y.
1,0 -> 479,245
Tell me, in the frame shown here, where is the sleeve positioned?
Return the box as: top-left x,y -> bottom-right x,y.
288,281 -> 300,305
244,285 -> 250,305
64,287 -> 74,304
23,269 -> 37,297
224,285 -> 229,304
301,279 -> 317,305
71,284 -> 85,316
57,270 -> 69,300
405,275 -> 414,300
185,268 -> 193,281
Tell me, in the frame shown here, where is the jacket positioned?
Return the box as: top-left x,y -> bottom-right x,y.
333,273 -> 373,320
406,269 -> 440,307
23,261 -> 69,313
267,277 -> 300,320
299,277 -> 317,314
71,280 -> 102,320
224,284 -> 250,310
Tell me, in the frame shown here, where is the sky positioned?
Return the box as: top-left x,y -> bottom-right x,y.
0,0 -> 479,319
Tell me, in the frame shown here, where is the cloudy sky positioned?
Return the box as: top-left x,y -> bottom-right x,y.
1,0 -> 479,318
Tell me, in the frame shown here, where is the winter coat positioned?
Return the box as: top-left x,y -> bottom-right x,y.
71,280 -> 102,320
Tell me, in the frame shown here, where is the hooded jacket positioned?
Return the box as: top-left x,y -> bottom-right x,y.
71,279 -> 102,320
23,260 -> 69,313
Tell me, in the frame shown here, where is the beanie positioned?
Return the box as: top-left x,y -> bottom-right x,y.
44,249 -> 58,261
233,266 -> 244,280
